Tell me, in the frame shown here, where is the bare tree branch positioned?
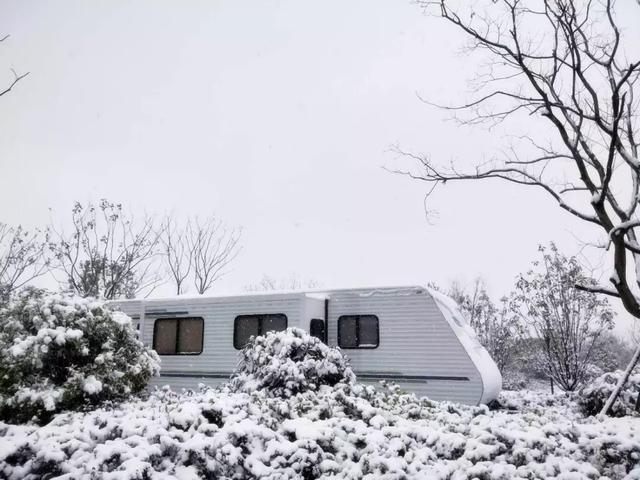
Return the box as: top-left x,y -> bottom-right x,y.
575,283 -> 621,298
0,35 -> 28,98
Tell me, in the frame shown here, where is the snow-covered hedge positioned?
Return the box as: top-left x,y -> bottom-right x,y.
1,328 -> 639,479
578,369 -> 640,417
228,327 -> 355,397
0,289 -> 160,424
1,382 -> 639,479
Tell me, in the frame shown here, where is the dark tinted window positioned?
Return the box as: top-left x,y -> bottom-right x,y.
310,319 -> 326,343
234,313 -> 288,349
358,316 -> 379,347
337,316 -> 357,348
262,314 -> 287,333
154,319 -> 178,354
233,315 -> 260,349
153,317 -> 204,355
178,318 -> 205,354
338,315 -> 379,349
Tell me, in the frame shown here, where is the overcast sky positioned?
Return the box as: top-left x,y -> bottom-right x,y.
1,1 -> 639,333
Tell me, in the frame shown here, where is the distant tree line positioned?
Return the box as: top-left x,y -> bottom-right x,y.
0,199 -> 242,302
432,243 -> 635,393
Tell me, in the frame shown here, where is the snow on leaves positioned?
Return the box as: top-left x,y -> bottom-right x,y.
1,326 -> 639,479
228,327 -> 356,397
0,380 -> 639,478
0,368 -> 640,480
0,289 -> 160,424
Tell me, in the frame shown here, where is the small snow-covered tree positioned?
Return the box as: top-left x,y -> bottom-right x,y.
0,289 -> 159,423
49,200 -> 162,300
511,244 -> 614,391
229,328 -> 355,397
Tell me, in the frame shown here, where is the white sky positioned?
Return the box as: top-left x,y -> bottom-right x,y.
0,0 -> 638,334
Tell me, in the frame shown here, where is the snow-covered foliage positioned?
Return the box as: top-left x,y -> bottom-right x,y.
1,329 -> 639,479
0,289 -> 160,424
498,389 -> 579,416
579,369 -> 640,417
228,327 -> 355,397
1,383 -> 639,479
501,370 -> 529,391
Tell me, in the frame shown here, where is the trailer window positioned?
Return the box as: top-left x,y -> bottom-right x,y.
234,313 -> 288,349
338,315 -> 379,349
153,317 -> 204,355
310,318 -> 326,343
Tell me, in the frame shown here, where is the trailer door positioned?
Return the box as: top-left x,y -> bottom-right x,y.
310,318 -> 326,343
303,294 -> 328,343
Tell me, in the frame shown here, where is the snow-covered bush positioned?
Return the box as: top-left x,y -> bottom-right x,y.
0,289 -> 160,424
228,327 -> 355,397
578,369 -> 640,417
2,384 -> 639,479
2,327 -> 639,478
501,370 -> 529,391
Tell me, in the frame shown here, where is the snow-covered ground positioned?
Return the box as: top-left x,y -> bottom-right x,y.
1,385 -> 638,480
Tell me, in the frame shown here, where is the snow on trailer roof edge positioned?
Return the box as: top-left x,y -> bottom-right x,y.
108,284 -> 430,304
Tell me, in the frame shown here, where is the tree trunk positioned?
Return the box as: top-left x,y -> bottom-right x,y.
601,343 -> 640,416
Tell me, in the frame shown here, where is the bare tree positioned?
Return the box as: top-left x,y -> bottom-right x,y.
161,216 -> 193,295
187,217 -> 241,295
49,200 -> 162,299
244,274 -> 322,292
510,243 -> 614,391
396,0 -> 640,413
0,224 -> 48,300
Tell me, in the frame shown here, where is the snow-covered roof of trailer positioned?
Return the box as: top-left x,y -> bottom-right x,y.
109,285 -> 429,304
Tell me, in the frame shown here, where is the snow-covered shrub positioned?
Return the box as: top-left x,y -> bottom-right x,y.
501,370 -> 529,391
578,369 -> 640,417
499,389 -> 580,416
0,289 -> 160,424
2,385 -> 639,479
228,327 -> 355,397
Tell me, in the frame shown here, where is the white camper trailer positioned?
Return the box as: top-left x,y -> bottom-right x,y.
110,285 -> 502,405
